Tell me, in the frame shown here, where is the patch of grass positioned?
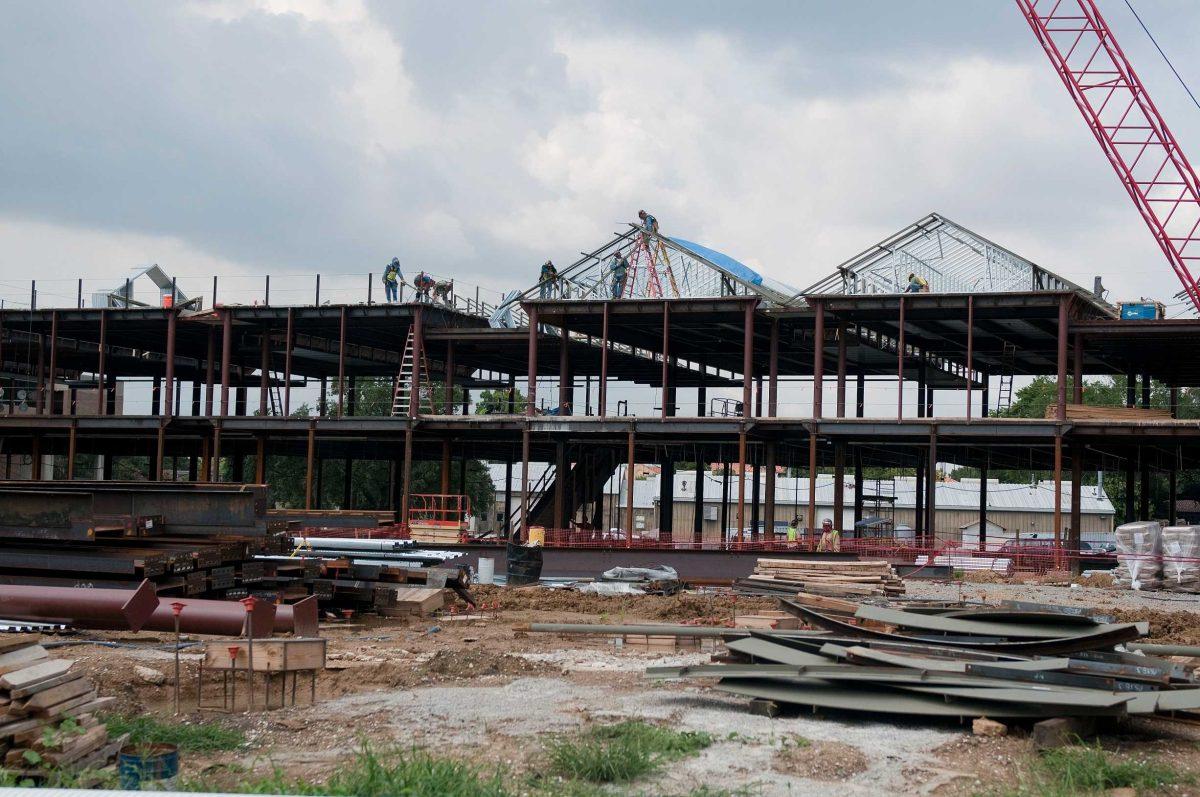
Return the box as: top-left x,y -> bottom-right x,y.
211,744 -> 510,797
983,743 -> 1190,797
547,720 -> 713,784
102,714 -> 244,753
1041,744 -> 1185,793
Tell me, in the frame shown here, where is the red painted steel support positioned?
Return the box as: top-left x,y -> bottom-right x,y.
304,421 -> 316,510
144,595 -> 281,638
410,307 -> 424,419
1017,0 -> 1200,312
736,430 -> 747,544
519,427 -> 531,542
444,340 -> 456,414
1054,431 -> 1064,567
1073,332 -> 1084,403
66,423 -> 77,480
897,296 -> 905,421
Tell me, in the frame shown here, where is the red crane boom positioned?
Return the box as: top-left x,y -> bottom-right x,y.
1016,0 -> 1200,312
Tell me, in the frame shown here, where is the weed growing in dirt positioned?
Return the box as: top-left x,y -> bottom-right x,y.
102,714 -> 244,753
214,744 -> 509,797
1040,744 -> 1186,793
547,720 -> 713,783
984,742 -> 1189,796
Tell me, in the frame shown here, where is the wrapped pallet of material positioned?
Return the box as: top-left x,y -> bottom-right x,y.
1113,521 -> 1162,591
1161,525 -> 1200,593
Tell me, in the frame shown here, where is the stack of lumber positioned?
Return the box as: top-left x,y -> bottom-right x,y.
737,558 -> 904,598
1045,403 -> 1172,421
0,637 -> 120,776
407,523 -> 464,545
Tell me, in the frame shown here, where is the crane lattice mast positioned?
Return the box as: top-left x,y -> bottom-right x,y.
1016,0 -> 1200,312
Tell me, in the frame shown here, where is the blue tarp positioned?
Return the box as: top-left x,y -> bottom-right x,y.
667,237 -> 763,286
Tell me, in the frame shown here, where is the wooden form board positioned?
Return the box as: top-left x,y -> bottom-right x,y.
203,637 -> 327,672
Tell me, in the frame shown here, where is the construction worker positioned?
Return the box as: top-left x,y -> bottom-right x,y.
382,258 -> 403,303
608,251 -> 629,298
538,260 -> 558,299
906,272 -> 929,293
414,271 -> 435,302
787,516 -> 800,546
637,209 -> 659,236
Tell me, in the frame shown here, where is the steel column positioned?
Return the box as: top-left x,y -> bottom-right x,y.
304,422 -> 315,510
730,432 -> 745,543
812,301 -> 824,419
742,302 -> 754,417
559,324 -> 571,415
283,309 -> 294,416
599,304 -> 609,417
259,328 -> 269,416
806,427 -> 817,541
518,427 -> 531,541
897,297 -> 905,421
164,310 -> 176,418
401,423 -> 414,526
444,340 -> 456,414
337,307 -> 347,418
97,310 -> 108,417
625,427 -> 635,546
764,441 -> 776,540
926,428 -> 937,545
1072,332 -> 1083,404
1055,297 -> 1068,419
979,455 -> 989,551
768,319 -> 779,417
410,307 -> 424,419
67,423 -> 77,480
965,295 -> 974,420
219,310 -> 232,416
660,302 -> 669,419
1169,449 -> 1179,526
835,322 -> 846,418
527,307 -> 539,416
46,311 -> 58,416
1053,432 -> 1063,562
832,442 -> 844,534
1070,445 -> 1082,574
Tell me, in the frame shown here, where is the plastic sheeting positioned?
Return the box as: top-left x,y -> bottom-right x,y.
1161,525 -> 1200,593
1114,521 -> 1162,591
599,565 -> 679,582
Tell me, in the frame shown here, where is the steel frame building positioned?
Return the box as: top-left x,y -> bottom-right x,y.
2,215 -> 1198,569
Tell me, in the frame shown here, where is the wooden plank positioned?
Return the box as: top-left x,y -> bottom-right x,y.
1,659 -> 73,691
19,677 -> 92,712
9,671 -> 80,700
0,646 -> 48,676
203,638 -> 326,672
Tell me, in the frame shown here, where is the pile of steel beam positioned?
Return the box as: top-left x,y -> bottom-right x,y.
0,481 -> 293,602
257,536 -> 467,614
529,599 -> 1200,722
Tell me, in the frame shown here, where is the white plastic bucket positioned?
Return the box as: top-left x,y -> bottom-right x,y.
477,557 -> 495,585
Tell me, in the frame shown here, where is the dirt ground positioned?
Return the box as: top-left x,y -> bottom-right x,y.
56,580 -> 1200,796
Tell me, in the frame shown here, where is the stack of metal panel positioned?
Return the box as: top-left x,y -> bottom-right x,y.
648,599 -> 1200,720
528,598 -> 1200,722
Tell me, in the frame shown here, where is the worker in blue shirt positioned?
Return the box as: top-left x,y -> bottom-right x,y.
538,260 -> 558,299
382,258 -> 403,303
638,209 -> 659,235
608,251 -> 629,298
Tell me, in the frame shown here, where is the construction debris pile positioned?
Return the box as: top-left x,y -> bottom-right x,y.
1114,521 -> 1200,593
735,558 -> 904,599
0,637 -> 121,777
576,566 -> 682,596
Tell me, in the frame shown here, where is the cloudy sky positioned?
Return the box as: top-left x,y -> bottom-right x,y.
2,0 -> 1200,311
